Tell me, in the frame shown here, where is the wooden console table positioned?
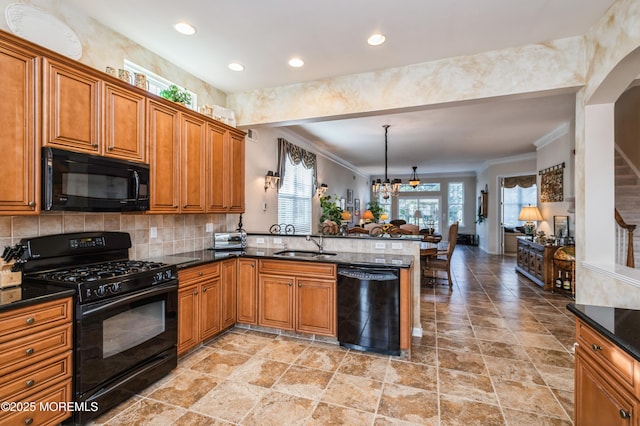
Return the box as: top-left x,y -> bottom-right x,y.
515,237 -> 555,290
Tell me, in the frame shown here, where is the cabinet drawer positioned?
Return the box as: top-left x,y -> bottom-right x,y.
0,297 -> 72,343
0,378 -> 72,426
576,319 -> 635,391
0,323 -> 72,377
178,262 -> 221,286
259,259 -> 336,278
0,351 -> 71,402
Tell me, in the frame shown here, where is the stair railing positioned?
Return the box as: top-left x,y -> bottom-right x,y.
615,208 -> 636,268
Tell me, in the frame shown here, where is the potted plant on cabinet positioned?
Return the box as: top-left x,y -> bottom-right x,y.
159,85 -> 192,106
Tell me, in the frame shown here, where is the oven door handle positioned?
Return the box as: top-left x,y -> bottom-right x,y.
79,282 -> 177,318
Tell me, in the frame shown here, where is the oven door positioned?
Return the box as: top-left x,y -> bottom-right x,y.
75,282 -> 177,395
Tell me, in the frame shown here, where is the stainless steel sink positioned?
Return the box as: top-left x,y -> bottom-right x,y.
273,250 -> 337,258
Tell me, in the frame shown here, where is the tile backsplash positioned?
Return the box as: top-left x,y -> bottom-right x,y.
0,212 -> 231,260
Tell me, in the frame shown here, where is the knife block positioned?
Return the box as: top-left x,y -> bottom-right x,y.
0,260 -> 21,288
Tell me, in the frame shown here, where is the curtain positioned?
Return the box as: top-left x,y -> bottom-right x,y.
503,175 -> 536,188
277,138 -> 317,196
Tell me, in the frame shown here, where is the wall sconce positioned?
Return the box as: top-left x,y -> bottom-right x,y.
316,183 -> 328,197
264,171 -> 280,192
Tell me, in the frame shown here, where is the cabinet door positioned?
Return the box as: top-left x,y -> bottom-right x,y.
220,259 -> 237,329
575,345 -> 637,425
199,279 -> 221,341
227,131 -> 245,212
43,58 -> 100,153
258,275 -> 294,330
206,123 -> 226,211
0,44 -> 38,214
296,278 -> 335,336
180,113 -> 206,213
147,100 -> 180,213
103,83 -> 146,162
237,259 -> 258,324
177,286 -> 199,356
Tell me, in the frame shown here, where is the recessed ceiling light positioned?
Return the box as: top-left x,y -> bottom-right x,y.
173,22 -> 196,35
367,33 -> 386,46
228,63 -> 244,71
288,57 -> 304,68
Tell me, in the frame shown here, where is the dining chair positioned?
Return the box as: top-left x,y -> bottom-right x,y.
424,222 -> 459,287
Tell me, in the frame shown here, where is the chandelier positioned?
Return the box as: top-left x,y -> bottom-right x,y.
372,125 -> 402,199
409,166 -> 421,188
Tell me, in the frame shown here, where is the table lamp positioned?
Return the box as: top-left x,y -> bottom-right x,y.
380,213 -> 388,223
518,205 -> 543,236
363,210 -> 374,223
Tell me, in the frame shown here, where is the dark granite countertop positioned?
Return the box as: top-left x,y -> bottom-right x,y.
0,281 -> 75,313
149,247 -> 414,269
567,303 -> 640,362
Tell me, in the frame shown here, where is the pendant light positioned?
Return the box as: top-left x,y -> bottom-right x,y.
409,166 -> 421,188
371,125 -> 402,199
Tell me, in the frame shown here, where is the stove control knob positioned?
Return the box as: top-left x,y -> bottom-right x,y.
155,272 -> 164,283
111,282 -> 121,293
95,285 -> 107,297
164,270 -> 173,280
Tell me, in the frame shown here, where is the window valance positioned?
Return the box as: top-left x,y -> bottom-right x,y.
277,138 -> 317,195
503,175 -> 536,189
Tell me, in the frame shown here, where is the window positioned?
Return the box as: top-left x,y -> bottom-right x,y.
278,156 -> 313,234
398,198 -> 440,232
399,183 -> 440,192
376,193 -> 392,218
448,182 -> 464,226
124,60 -> 197,110
502,185 -> 537,228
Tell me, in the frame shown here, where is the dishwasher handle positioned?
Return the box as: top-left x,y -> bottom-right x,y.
338,267 -> 398,281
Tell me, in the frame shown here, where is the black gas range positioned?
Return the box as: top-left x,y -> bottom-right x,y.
21,231 -> 178,425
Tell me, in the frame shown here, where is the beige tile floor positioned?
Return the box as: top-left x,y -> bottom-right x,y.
90,246 -> 575,425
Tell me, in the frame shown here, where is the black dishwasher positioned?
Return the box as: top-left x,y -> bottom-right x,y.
337,266 -> 400,355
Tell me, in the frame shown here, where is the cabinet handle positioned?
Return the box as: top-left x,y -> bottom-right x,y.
203,288 -> 207,292
288,282 -> 292,287
25,379 -> 35,387
92,143 -> 98,148
107,146 -> 114,151
198,272 -> 203,276
619,409 -> 631,419
28,201 -> 36,207
24,418 -> 33,425
193,291 -> 198,296
298,283 -> 302,288
173,205 -> 178,208
183,205 -> 187,208
26,317 -> 35,325
25,348 -> 34,356
591,343 -> 602,352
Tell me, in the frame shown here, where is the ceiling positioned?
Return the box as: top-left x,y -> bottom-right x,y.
65,0 -> 615,176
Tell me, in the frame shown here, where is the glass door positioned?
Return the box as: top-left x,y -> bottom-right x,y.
398,197 -> 441,232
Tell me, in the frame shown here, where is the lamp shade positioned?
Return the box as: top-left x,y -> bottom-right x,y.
363,210 -> 374,220
380,213 -> 388,221
341,211 -> 352,221
518,206 -> 543,222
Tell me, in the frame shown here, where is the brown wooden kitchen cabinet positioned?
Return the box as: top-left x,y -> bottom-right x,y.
258,259 -> 336,337
515,237 -> 554,289
574,318 -> 640,425
0,297 -> 73,426
177,260 -> 239,355
180,112 -> 207,213
0,40 -> 39,214
102,82 -> 146,162
43,58 -> 101,154
206,122 -> 246,213
44,59 -> 148,163
147,99 -> 180,213
237,258 -> 258,325
220,258 -> 237,329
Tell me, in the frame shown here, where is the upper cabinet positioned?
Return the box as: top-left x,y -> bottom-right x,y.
147,99 -> 180,213
102,82 -> 146,162
0,41 -> 39,214
43,58 -> 146,163
180,112 -> 207,213
42,58 -> 100,155
207,122 -> 245,213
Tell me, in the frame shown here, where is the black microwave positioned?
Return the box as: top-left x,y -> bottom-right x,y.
42,148 -> 150,212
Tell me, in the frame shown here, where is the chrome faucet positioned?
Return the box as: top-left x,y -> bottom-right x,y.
306,235 -> 324,253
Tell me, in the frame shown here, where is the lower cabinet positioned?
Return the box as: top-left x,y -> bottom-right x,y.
237,258 -> 258,325
0,297 -> 73,425
574,318 -> 640,425
258,259 -> 336,337
177,261 -> 235,355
